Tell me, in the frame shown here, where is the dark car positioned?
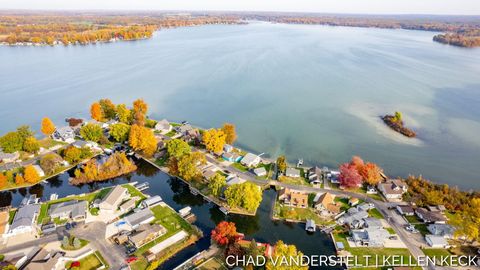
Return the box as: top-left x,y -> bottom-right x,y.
124,243 -> 137,255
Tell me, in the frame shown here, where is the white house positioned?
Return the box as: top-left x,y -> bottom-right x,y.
0,151 -> 20,163
285,168 -> 301,178
99,185 -> 130,213
32,165 -> 45,178
425,234 -> 449,248
240,153 -> 261,167
6,204 -> 40,237
52,126 -> 75,143
124,208 -> 155,229
141,195 -> 163,209
377,179 -> 408,201
155,119 -> 172,134
253,167 -> 267,177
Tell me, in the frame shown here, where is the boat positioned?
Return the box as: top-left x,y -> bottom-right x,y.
305,219 -> 316,233
219,207 -> 229,215
297,158 -> 304,167
135,182 -> 150,191
190,187 -> 199,195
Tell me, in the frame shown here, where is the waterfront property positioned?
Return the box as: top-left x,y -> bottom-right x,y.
314,192 -> 342,217
155,119 -> 172,134
125,208 -> 155,229
278,188 -> 308,208
129,223 -> 167,248
415,208 -> 447,224
99,185 -> 130,213
240,153 -> 261,167
377,179 -> 408,201
52,126 -> 75,143
6,204 -> 40,237
425,234 -> 449,248
48,200 -> 87,221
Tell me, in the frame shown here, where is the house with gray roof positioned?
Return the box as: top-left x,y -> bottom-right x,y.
125,208 -> 154,229
240,153 -> 261,167
306,166 -> 323,185
0,151 -> 20,163
52,126 -> 75,143
99,185 -> 130,213
351,228 -> 390,247
155,119 -> 172,134
377,179 -> 408,201
425,234 -> 449,248
427,224 -> 455,239
141,195 -> 163,209
7,204 -> 40,236
253,167 -> 267,177
285,168 -> 301,178
48,200 -> 87,221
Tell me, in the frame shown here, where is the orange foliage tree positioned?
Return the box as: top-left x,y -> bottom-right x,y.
0,173 -> 7,189
24,165 -> 40,184
15,174 -> 25,185
359,162 -> 383,186
90,102 -> 104,122
41,117 -> 56,136
128,124 -> 157,157
132,99 -> 148,126
211,221 -> 239,247
222,123 -> 237,145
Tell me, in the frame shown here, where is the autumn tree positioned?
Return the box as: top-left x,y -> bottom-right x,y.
208,174 -> 226,196
266,241 -> 308,270
40,153 -> 63,175
0,173 -> 7,189
350,156 -> 365,171
359,162 -> 383,186
116,104 -> 132,124
339,163 -> 363,189
277,155 -> 287,173
62,146 -> 83,163
132,99 -> 148,126
177,152 -> 206,181
0,132 -> 23,153
41,117 -> 56,136
128,124 -> 157,157
202,128 -> 226,153
23,137 -> 40,154
110,123 -> 130,142
166,139 -> 191,159
99,98 -> 117,120
225,182 -> 262,212
15,173 -> 24,185
90,102 -> 104,122
80,123 -> 103,142
211,221 -> 238,246
24,165 -> 40,183
222,123 -> 237,144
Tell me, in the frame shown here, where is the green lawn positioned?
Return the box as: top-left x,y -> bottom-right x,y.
61,237 -> 89,251
122,184 -> 147,200
8,210 -> 16,224
368,208 -> 384,219
165,130 -> 176,137
414,223 -> 429,236
385,227 -> 396,234
422,249 -> 454,266
278,175 -> 310,186
273,202 -> 335,226
405,215 -> 422,224
65,251 -> 107,270
231,162 -> 248,172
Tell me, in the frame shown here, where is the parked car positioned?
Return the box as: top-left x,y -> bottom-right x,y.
126,256 -> 138,263
125,243 -> 137,255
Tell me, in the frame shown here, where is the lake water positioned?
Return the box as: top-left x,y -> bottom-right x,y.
0,159 -> 339,269
1,22 -> 480,189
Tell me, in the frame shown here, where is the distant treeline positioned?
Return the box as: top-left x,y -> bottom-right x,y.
0,14 -> 242,45
249,15 -> 480,48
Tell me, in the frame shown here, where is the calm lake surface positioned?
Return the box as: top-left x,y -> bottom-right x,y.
0,159 -> 339,269
1,22 -> 480,189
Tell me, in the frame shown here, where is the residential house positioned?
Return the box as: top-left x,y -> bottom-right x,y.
48,200 -> 87,221
427,205 -> 446,212
202,169 -> 217,180
348,198 -> 359,207
141,195 -> 163,209
306,167 -> 323,185
0,151 -> 20,163
52,126 -> 75,143
427,224 -> 455,239
314,192 -> 341,216
278,188 -> 308,208
129,224 -> 167,248
223,144 -> 234,153
326,170 -> 340,184
366,185 -> 378,194
99,185 -> 130,213
72,140 -> 98,149
253,167 -> 267,177
154,119 -> 172,134
351,228 -> 390,247
285,168 -> 301,178
363,217 -> 383,229
124,208 -> 155,229
396,205 -> 415,216
377,179 -> 408,201
175,124 -> 199,141
32,165 -> 45,178
337,207 -> 369,228
226,175 -> 246,186
24,249 -> 65,270
7,204 -> 40,236
240,153 -> 261,167
119,199 -> 136,213
415,208 -> 447,224
222,152 -> 241,162
425,234 -> 449,248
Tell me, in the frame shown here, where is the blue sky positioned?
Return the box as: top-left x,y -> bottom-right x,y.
0,0 -> 479,15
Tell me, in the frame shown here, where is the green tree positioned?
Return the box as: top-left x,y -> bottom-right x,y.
80,123 -> 103,142
116,104 -> 132,124
239,182 -> 262,212
16,126 -> 34,141
225,184 -> 243,208
277,155 -> 287,173
0,132 -> 23,153
23,137 -> 40,154
394,111 -> 403,122
110,123 -> 130,142
99,98 -> 117,120
62,146 -> 83,164
166,139 -> 191,159
177,152 -> 206,181
132,99 -> 148,126
208,174 -> 226,196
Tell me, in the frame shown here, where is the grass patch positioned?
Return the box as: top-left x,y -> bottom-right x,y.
65,251 -> 107,270
231,162 -> 248,172
368,208 -> 384,219
8,210 -> 16,225
414,223 -> 429,236
53,217 -> 68,225
405,215 -> 422,224
154,156 -> 168,167
122,184 -> 147,200
273,202 -> 335,226
61,236 -> 89,251
165,130 -> 176,137
278,175 -> 310,186
422,248 -> 455,266
385,227 -> 396,234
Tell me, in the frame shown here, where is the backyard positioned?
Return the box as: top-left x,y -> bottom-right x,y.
65,251 -> 108,270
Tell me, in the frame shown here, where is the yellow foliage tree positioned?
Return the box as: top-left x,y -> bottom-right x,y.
15,174 -> 25,185
128,124 -> 157,157
222,123 -> 237,144
132,99 -> 148,126
202,128 -> 226,154
90,102 -> 104,122
0,173 -> 7,189
41,117 -> 56,136
24,165 -> 40,184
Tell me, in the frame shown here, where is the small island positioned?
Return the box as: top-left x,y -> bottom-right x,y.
382,111 -> 416,138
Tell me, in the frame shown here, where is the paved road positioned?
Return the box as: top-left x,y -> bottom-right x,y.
0,230 -> 63,253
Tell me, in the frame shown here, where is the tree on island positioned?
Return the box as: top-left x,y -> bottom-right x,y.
177,152 -> 206,181
225,182 -> 262,212
393,111 -> 403,123
277,155 -> 287,173
41,117 -> 56,136
23,137 -> 40,154
110,123 -> 130,142
266,240 -> 308,270
222,123 -> 237,144
128,124 -> 157,157
99,98 -> 117,120
202,128 -> 226,154
339,163 -> 363,189
90,102 -> 104,122
208,174 -> 226,197
0,173 -> 7,189
116,104 -> 133,124
80,123 -> 103,142
211,221 -> 239,247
